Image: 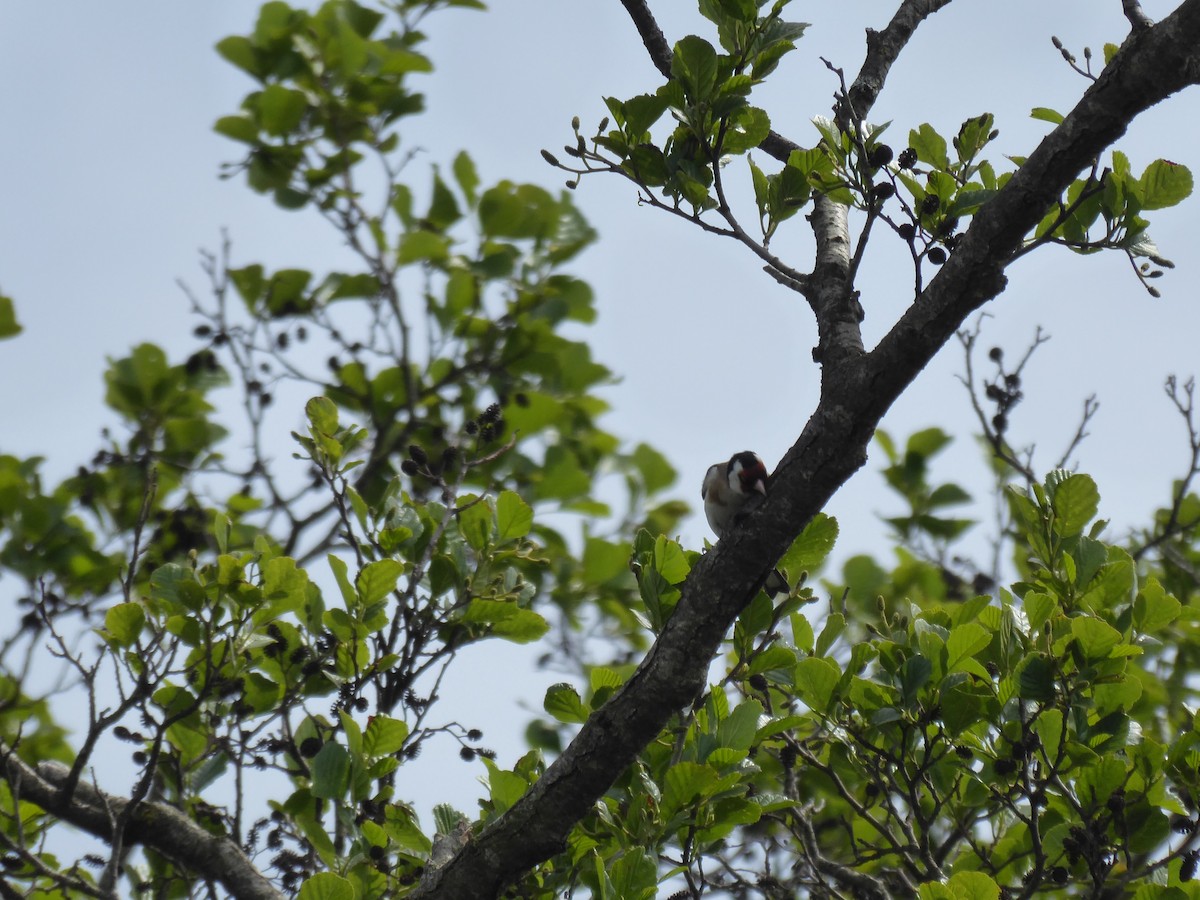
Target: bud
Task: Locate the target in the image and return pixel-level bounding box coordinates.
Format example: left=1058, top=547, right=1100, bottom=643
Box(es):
left=868, top=144, right=894, bottom=167
left=540, top=149, right=559, bottom=167
left=571, top=115, right=580, bottom=131
left=871, top=182, right=895, bottom=201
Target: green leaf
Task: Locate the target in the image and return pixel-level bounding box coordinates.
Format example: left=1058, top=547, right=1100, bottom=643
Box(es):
left=1017, top=653, right=1056, bottom=701
left=1024, top=591, right=1058, bottom=632
left=311, top=742, right=351, bottom=800
left=453, top=151, right=479, bottom=205
left=779, top=513, right=838, bottom=575
left=150, top=564, right=204, bottom=612
left=946, top=623, right=991, bottom=673
left=1034, top=708, right=1064, bottom=761
left=327, top=554, right=357, bottom=608
left=814, top=612, right=845, bottom=657
left=0, top=294, right=20, bottom=339
left=243, top=672, right=283, bottom=712
left=458, top=494, right=492, bottom=551
left=630, top=443, right=676, bottom=493
left=214, top=113, right=259, bottom=144
left=229, top=264, right=265, bottom=309
left=478, top=182, right=556, bottom=239
left=544, top=683, right=588, bottom=724
left=1050, top=472, right=1099, bottom=537
left=1030, top=107, right=1064, bottom=125
left=297, top=872, right=355, bottom=900
left=257, top=84, right=308, bottom=136
left=608, top=847, right=656, bottom=900
left=306, top=396, right=339, bottom=435
left=794, top=657, right=840, bottom=712
left=496, top=491, right=533, bottom=542
left=215, top=35, right=263, bottom=80
left=1139, top=159, right=1193, bottom=210
left=104, top=602, right=145, bottom=647
left=357, top=559, right=404, bottom=605
left=1070, top=535, right=1108, bottom=588
left=426, top=172, right=462, bottom=230
left=363, top=715, right=409, bottom=758
left=721, top=106, right=770, bottom=154
left=264, top=268, right=311, bottom=315
left=398, top=230, right=449, bottom=263
left=652, top=534, right=690, bottom=584
left=746, top=644, right=798, bottom=677
left=261, top=556, right=309, bottom=616
left=671, top=35, right=719, bottom=102
left=483, top=758, right=528, bottom=813
left=717, top=699, right=762, bottom=754
left=928, top=483, right=972, bottom=508
left=947, top=188, right=996, bottom=218
left=622, top=92, right=670, bottom=136
left=582, top=537, right=630, bottom=585
left=1133, top=578, right=1181, bottom=633
left=908, top=123, right=949, bottom=170
left=461, top=599, right=550, bottom=643
left=946, top=871, right=999, bottom=900
left=663, top=761, right=718, bottom=811
left=1071, top=616, right=1121, bottom=661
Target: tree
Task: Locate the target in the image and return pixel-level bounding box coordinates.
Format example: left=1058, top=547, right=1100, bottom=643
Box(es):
left=2, top=0, right=1200, bottom=897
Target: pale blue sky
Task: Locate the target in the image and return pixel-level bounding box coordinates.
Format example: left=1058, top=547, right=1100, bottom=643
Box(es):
left=2, top=0, right=1199, bottom=827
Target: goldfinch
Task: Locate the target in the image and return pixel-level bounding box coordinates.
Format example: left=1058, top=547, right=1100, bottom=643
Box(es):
left=701, top=451, right=788, bottom=596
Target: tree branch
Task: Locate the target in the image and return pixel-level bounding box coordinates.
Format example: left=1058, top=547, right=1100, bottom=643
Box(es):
left=617, top=0, right=672, bottom=79
left=1, top=748, right=284, bottom=900
left=414, top=1, right=1200, bottom=896
left=848, top=0, right=956, bottom=118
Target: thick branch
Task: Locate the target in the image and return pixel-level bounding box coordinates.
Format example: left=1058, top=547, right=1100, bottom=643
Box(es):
left=867, top=0, right=1200, bottom=394
left=415, top=1, right=1200, bottom=896
left=812, top=1, right=953, bottom=364
left=1, top=749, right=283, bottom=900
left=618, top=0, right=672, bottom=79
left=848, top=0, right=955, bottom=117
left=808, top=196, right=865, bottom=368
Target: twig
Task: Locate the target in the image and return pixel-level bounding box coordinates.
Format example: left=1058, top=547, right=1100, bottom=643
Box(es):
left=1123, top=0, right=1154, bottom=31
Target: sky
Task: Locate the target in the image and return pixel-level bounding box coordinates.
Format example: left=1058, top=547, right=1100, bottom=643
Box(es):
left=2, top=0, right=1200, bottom=837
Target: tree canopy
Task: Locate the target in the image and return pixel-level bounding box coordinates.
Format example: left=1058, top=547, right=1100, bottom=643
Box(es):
left=3, top=1, right=1200, bottom=898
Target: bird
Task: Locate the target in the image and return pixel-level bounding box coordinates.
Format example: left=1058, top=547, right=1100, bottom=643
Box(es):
left=701, top=451, right=789, bottom=596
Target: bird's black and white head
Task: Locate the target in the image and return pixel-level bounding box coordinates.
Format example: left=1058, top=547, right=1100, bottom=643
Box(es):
left=702, top=451, right=769, bottom=538
left=727, top=451, right=768, bottom=498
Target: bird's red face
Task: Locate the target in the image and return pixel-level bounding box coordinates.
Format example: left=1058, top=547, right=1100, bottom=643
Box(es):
left=729, top=451, right=768, bottom=497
